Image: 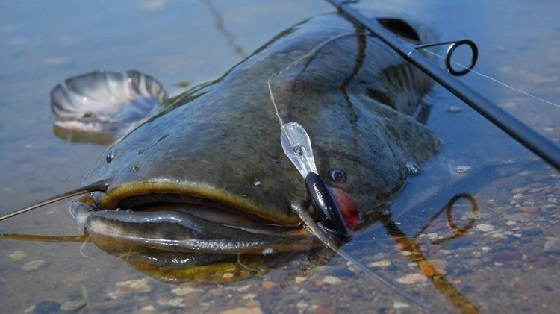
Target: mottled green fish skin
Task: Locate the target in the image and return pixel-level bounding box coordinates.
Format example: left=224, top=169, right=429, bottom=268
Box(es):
left=83, top=13, right=440, bottom=225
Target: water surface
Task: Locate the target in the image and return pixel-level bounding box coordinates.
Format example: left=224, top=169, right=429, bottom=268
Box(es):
left=1, top=1, right=559, bottom=313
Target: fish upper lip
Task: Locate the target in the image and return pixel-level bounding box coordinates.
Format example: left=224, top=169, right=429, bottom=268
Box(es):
left=91, top=179, right=303, bottom=230
left=96, top=179, right=301, bottom=224
left=112, top=196, right=304, bottom=235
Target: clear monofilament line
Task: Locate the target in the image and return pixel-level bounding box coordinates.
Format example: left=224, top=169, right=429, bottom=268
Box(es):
left=267, top=32, right=359, bottom=128
left=268, top=33, right=361, bottom=177
left=269, top=29, right=435, bottom=311
left=267, top=78, right=284, bottom=126
left=422, top=49, right=560, bottom=109
left=290, top=203, right=435, bottom=312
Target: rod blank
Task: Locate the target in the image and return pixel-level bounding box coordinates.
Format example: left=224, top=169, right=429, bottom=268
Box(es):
left=327, top=0, right=560, bottom=171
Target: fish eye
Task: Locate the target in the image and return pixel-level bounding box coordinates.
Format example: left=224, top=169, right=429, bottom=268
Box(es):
left=329, top=169, right=346, bottom=183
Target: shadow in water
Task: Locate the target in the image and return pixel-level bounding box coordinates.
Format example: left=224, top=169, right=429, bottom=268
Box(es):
left=52, top=125, right=115, bottom=146
left=380, top=193, right=480, bottom=314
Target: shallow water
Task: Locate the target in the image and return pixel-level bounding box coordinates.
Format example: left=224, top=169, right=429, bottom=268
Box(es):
left=1, top=1, right=559, bottom=313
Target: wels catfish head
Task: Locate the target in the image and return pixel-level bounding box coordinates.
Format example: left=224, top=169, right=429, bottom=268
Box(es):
left=60, top=13, right=439, bottom=254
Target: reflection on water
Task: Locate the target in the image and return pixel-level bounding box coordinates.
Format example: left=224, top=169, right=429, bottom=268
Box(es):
left=379, top=194, right=480, bottom=313
left=2, top=191, right=480, bottom=313
left=1, top=0, right=559, bottom=313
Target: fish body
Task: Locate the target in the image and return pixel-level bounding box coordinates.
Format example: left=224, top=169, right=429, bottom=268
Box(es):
left=60, top=13, right=439, bottom=253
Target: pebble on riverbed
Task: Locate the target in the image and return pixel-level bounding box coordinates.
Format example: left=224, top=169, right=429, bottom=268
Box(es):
left=543, top=237, right=560, bottom=252
left=321, top=276, right=341, bottom=285
left=138, top=305, right=156, bottom=313
left=476, top=224, right=495, bottom=232
left=219, top=305, right=263, bottom=314
left=393, top=301, right=410, bottom=309
left=295, top=276, right=307, bottom=283
left=8, top=250, right=27, bottom=260
left=396, top=273, right=427, bottom=285
left=157, top=297, right=185, bottom=308
left=21, top=260, right=46, bottom=272
left=107, top=278, right=151, bottom=300
left=367, top=260, right=391, bottom=268
left=171, top=286, right=203, bottom=296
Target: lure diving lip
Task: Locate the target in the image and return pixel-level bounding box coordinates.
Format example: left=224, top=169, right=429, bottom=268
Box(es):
left=305, top=172, right=352, bottom=241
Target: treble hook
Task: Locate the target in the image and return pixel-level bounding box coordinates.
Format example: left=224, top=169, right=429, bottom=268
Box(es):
left=416, top=39, right=479, bottom=76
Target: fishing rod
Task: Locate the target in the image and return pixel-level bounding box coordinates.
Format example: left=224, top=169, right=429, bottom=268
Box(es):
left=326, top=0, right=560, bottom=172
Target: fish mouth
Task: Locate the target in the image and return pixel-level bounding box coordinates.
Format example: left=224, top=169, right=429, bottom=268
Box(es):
left=71, top=180, right=318, bottom=254
left=97, top=180, right=302, bottom=225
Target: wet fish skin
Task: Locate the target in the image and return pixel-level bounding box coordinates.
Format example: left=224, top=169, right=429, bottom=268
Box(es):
left=75, top=13, right=439, bottom=243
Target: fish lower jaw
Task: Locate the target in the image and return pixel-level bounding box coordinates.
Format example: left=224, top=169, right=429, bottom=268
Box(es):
left=69, top=196, right=317, bottom=254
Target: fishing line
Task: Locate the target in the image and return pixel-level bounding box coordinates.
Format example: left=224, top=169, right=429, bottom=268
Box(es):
left=236, top=253, right=260, bottom=272
left=268, top=34, right=435, bottom=311
left=268, top=32, right=358, bottom=127
left=327, top=0, right=560, bottom=172
left=79, top=234, right=95, bottom=259
left=420, top=47, right=560, bottom=109
left=291, top=203, right=436, bottom=312
left=268, top=33, right=359, bottom=239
